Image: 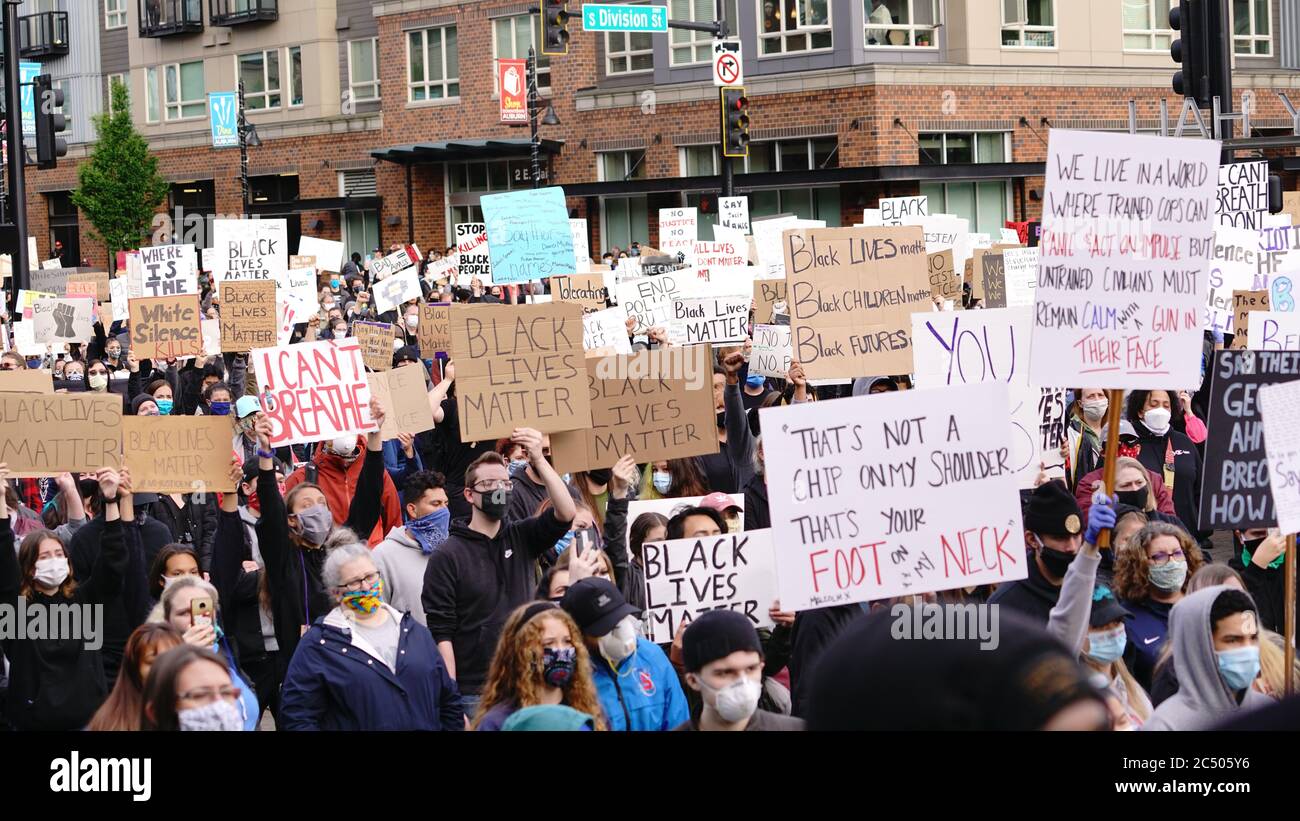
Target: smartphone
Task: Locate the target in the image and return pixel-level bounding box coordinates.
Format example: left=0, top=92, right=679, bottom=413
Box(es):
left=191, top=596, right=214, bottom=629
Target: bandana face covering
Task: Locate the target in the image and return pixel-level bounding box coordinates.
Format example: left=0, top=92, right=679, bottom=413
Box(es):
left=408, top=507, right=451, bottom=555
left=342, top=577, right=384, bottom=615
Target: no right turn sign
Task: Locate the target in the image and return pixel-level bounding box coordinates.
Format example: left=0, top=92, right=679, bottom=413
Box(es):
left=713, top=40, right=742, bottom=87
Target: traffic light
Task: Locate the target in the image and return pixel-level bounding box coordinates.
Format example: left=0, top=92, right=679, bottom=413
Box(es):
left=541, top=1, right=569, bottom=56
left=721, top=87, right=749, bottom=159
left=33, top=74, right=67, bottom=170
left=1171, top=0, right=1232, bottom=109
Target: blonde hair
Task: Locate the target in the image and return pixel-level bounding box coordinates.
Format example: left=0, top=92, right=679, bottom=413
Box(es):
left=1114, top=456, right=1156, bottom=511
left=1258, top=630, right=1299, bottom=699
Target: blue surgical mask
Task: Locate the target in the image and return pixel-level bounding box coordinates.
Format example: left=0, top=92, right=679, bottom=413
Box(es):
left=553, top=530, right=575, bottom=556
left=156, top=398, right=174, bottom=415
left=1085, top=626, right=1127, bottom=664
left=210, top=400, right=231, bottom=416
left=509, top=459, right=530, bottom=475
left=745, top=373, right=766, bottom=389
left=1216, top=646, right=1261, bottom=691
left=652, top=471, right=671, bottom=494
left=330, top=279, right=340, bottom=289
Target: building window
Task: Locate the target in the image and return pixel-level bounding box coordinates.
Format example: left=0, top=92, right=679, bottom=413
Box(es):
left=603, top=197, right=650, bottom=250
left=145, top=67, right=159, bottom=123
left=865, top=0, right=938, bottom=47
left=681, top=145, right=719, bottom=176
left=446, top=160, right=532, bottom=195
left=1233, top=0, right=1272, bottom=56
left=349, top=39, right=380, bottom=102
left=105, top=0, right=127, bottom=29
left=164, top=61, right=205, bottom=121
left=918, top=132, right=1009, bottom=165
left=408, top=25, right=459, bottom=102
left=451, top=205, right=484, bottom=226
left=606, top=30, right=654, bottom=75
left=921, top=181, right=1010, bottom=236
left=1001, top=0, right=1055, bottom=48
left=745, top=137, right=839, bottom=172
left=250, top=174, right=300, bottom=205
left=671, top=0, right=740, bottom=65
left=107, top=73, right=126, bottom=115
left=288, top=46, right=303, bottom=107
left=494, top=15, right=549, bottom=93
left=759, top=0, right=832, bottom=55
left=1122, top=0, right=1174, bottom=51
left=599, top=150, right=647, bottom=181
left=239, top=50, right=281, bottom=110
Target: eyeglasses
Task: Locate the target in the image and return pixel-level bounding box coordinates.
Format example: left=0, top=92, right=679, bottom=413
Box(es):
left=474, top=480, right=514, bottom=492
left=0, top=363, right=14, bottom=370
left=177, top=686, right=241, bottom=706
left=337, top=571, right=380, bottom=593
left=1149, top=549, right=1185, bottom=566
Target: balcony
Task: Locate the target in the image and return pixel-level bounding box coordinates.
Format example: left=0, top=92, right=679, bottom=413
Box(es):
left=19, top=12, right=69, bottom=59
left=211, top=0, right=278, bottom=27
left=139, top=0, right=204, bottom=38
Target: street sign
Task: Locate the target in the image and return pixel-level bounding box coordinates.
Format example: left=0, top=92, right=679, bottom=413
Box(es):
left=20, top=62, right=41, bottom=138
left=581, top=3, right=668, bottom=33
left=209, top=92, right=238, bottom=148
left=499, top=59, right=527, bottom=125
left=712, top=40, right=742, bottom=87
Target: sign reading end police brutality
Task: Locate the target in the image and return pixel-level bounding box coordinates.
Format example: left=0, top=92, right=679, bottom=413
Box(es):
left=1029, top=131, right=1218, bottom=389
left=760, top=381, right=1026, bottom=610
left=251, top=339, right=377, bottom=448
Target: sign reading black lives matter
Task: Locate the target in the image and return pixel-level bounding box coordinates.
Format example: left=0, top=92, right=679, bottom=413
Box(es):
left=211, top=218, right=288, bottom=295
left=1197, top=350, right=1300, bottom=530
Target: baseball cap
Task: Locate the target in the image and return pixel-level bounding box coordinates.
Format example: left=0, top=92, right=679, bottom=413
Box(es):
left=561, top=578, right=639, bottom=638
left=699, top=492, right=741, bottom=514
left=235, top=395, right=262, bottom=419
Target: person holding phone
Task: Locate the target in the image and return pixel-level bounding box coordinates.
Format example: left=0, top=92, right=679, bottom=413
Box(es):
left=140, top=644, right=245, bottom=732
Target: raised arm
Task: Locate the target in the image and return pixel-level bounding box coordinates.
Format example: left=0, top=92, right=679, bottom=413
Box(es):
left=515, top=427, right=574, bottom=524
left=344, top=398, right=388, bottom=538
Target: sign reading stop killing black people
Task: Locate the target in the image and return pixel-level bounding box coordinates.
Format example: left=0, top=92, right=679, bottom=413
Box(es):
left=759, top=381, right=1026, bottom=610
left=1197, top=350, right=1300, bottom=530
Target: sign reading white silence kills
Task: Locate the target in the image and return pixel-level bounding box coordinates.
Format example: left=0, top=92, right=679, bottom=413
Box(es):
left=641, top=530, right=777, bottom=643
left=251, top=338, right=378, bottom=447
left=759, top=381, right=1026, bottom=610
left=1029, top=131, right=1218, bottom=390
left=1258, top=377, right=1300, bottom=535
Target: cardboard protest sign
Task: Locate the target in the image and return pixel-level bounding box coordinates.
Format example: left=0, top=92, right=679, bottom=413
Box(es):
left=0, top=393, right=123, bottom=477
left=67, top=270, right=112, bottom=303
left=926, top=249, right=959, bottom=303
left=753, top=278, right=787, bottom=325
left=879, top=195, right=928, bottom=226
left=668, top=295, right=750, bottom=345
left=480, top=187, right=575, bottom=284
left=455, top=223, right=492, bottom=284
left=355, top=321, right=396, bottom=371
left=366, top=365, right=435, bottom=441
left=750, top=324, right=792, bottom=378
left=1207, top=227, right=1262, bottom=336
left=369, top=245, right=419, bottom=280
left=1258, top=376, right=1300, bottom=534
left=549, top=346, right=717, bottom=473
left=980, top=254, right=1007, bottom=308
left=1218, top=160, right=1268, bottom=230
left=32, top=297, right=94, bottom=344
left=298, top=236, right=345, bottom=272
left=719, top=196, right=750, bottom=233
left=0, top=370, right=53, bottom=393
left=1002, top=247, right=1039, bottom=307
left=212, top=219, right=288, bottom=294
left=692, top=240, right=746, bottom=281
left=618, top=272, right=685, bottom=335
left=1247, top=311, right=1300, bottom=350
left=123, top=416, right=237, bottom=493
left=418, top=303, right=452, bottom=356
left=1231, top=290, right=1270, bottom=349
left=29, top=266, right=74, bottom=295
left=659, top=208, right=697, bottom=261
left=425, top=254, right=459, bottom=284
left=553, top=274, right=610, bottom=313
left=760, top=381, right=1027, bottom=610
left=570, top=219, right=591, bottom=272
left=129, top=294, right=203, bottom=360
left=968, top=244, right=1019, bottom=301
left=753, top=216, right=823, bottom=279
left=1197, top=351, right=1300, bottom=530
left=220, top=280, right=277, bottom=353
left=1030, top=131, right=1218, bottom=389
left=784, top=226, right=931, bottom=379
left=250, top=338, right=377, bottom=447
left=373, top=268, right=422, bottom=314
left=582, top=307, right=633, bottom=356
left=912, top=306, right=1067, bottom=488
left=138, top=245, right=199, bottom=298
left=449, top=303, right=591, bottom=440
left=641, top=530, right=777, bottom=643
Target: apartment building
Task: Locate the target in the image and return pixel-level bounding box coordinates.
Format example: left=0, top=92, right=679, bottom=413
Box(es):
left=14, top=0, right=1300, bottom=267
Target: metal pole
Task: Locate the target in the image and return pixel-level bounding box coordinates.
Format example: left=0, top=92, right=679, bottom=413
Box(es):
left=1286, top=532, right=1296, bottom=696
left=528, top=45, right=540, bottom=190
left=5, top=0, right=31, bottom=295
left=238, top=78, right=249, bottom=216
left=717, top=0, right=732, bottom=200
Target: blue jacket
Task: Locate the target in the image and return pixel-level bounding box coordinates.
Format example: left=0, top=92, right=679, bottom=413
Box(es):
left=382, top=439, right=424, bottom=489
left=1121, top=596, right=1174, bottom=690
left=280, top=604, right=464, bottom=731
left=590, top=638, right=689, bottom=732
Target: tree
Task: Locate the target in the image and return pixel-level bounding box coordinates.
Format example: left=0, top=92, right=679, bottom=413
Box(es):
left=71, top=79, right=169, bottom=271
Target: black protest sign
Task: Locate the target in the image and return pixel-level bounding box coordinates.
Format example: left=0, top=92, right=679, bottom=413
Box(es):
left=981, top=253, right=1007, bottom=308
left=1198, top=350, right=1300, bottom=530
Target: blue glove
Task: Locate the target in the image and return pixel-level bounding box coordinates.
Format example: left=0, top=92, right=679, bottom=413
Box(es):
left=1084, top=496, right=1117, bottom=545
left=1212, top=326, right=1225, bottom=345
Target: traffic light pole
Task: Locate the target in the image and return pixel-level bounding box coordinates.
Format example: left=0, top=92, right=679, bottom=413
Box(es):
left=528, top=46, right=541, bottom=190
left=4, top=0, right=31, bottom=295
left=669, top=3, right=732, bottom=197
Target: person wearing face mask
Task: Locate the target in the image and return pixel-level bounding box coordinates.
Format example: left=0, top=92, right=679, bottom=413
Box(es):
left=140, top=644, right=246, bottom=731
left=1078, top=587, right=1152, bottom=729
left=741, top=371, right=771, bottom=412
left=1065, top=388, right=1108, bottom=491
left=1144, top=587, right=1272, bottom=730
left=1126, top=389, right=1205, bottom=546
left=0, top=465, right=128, bottom=730
left=504, top=435, right=581, bottom=521
left=473, top=602, right=606, bottom=730
left=675, top=610, right=804, bottom=731
left=699, top=492, right=744, bottom=533
left=280, top=538, right=463, bottom=730
left=62, top=359, right=87, bottom=387
left=560, top=577, right=688, bottom=731
left=102, top=339, right=126, bottom=373
left=1113, top=522, right=1204, bottom=691
left=988, top=480, right=1090, bottom=625
left=283, top=430, right=404, bottom=548
left=147, top=543, right=202, bottom=601
left=422, top=433, right=575, bottom=717
left=1227, top=529, right=1294, bottom=634
left=198, top=382, right=234, bottom=417
left=371, top=471, right=451, bottom=628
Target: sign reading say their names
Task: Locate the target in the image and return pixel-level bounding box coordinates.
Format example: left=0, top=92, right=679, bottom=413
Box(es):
left=355, top=321, right=396, bottom=371
left=449, top=302, right=592, bottom=440
left=480, top=187, right=575, bottom=284
left=251, top=338, right=377, bottom=448
left=759, top=381, right=1026, bottom=610
left=641, top=530, right=777, bottom=644
left=719, top=196, right=750, bottom=233
left=0, top=393, right=124, bottom=477
left=1030, top=130, right=1218, bottom=389
left=130, top=294, right=203, bottom=360
left=123, top=416, right=237, bottom=493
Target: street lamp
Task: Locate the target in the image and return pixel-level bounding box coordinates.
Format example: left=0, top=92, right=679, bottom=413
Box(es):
left=237, top=79, right=261, bottom=215
left=528, top=46, right=561, bottom=189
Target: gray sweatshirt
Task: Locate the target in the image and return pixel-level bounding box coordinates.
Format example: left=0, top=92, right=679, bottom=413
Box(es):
left=371, top=525, right=430, bottom=627
left=1046, top=547, right=1101, bottom=654
left=1143, top=585, right=1273, bottom=731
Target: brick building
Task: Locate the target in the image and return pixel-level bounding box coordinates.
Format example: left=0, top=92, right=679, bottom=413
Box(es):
left=14, top=0, right=1300, bottom=270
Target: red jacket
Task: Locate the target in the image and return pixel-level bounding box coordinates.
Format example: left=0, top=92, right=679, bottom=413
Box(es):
left=284, top=437, right=403, bottom=547
left=1074, top=466, right=1177, bottom=518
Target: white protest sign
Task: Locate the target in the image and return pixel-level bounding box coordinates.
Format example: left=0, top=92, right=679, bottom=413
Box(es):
left=369, top=245, right=418, bottom=280
left=425, top=253, right=459, bottom=284
left=41, top=258, right=62, bottom=270
left=456, top=223, right=492, bottom=284
left=641, top=530, right=777, bottom=643
left=1002, top=247, right=1039, bottom=307
left=138, top=245, right=199, bottom=298
left=903, top=214, right=969, bottom=254
left=1029, top=130, right=1218, bottom=389
left=625, top=494, right=745, bottom=554
left=719, top=197, right=750, bottom=233
left=684, top=266, right=752, bottom=300
left=618, top=272, right=685, bottom=335
left=212, top=219, right=288, bottom=294
left=582, top=307, right=633, bottom=355
left=250, top=338, right=377, bottom=447
left=999, top=227, right=1022, bottom=245
left=570, top=219, right=591, bottom=273
left=1208, top=227, right=1263, bottom=335
left=1259, top=379, right=1300, bottom=534
left=667, top=295, right=750, bottom=345
left=659, top=208, right=698, bottom=261
left=32, top=297, right=95, bottom=344
left=201, top=318, right=221, bottom=357
left=752, top=216, right=823, bottom=279
left=13, top=321, right=58, bottom=356
left=110, top=278, right=131, bottom=322
left=750, top=324, right=792, bottom=378
left=280, top=266, right=319, bottom=316
left=912, top=306, right=1067, bottom=488
left=691, top=240, right=747, bottom=282
left=1247, top=311, right=1300, bottom=350
left=298, top=236, right=346, bottom=272
left=373, top=267, right=422, bottom=314
left=1218, top=160, right=1269, bottom=231
left=879, top=196, right=928, bottom=226
left=760, top=381, right=1027, bottom=610
left=276, top=301, right=299, bottom=347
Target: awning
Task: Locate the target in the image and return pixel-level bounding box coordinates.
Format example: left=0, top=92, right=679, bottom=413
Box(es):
left=370, top=138, right=564, bottom=165
left=247, top=195, right=383, bottom=216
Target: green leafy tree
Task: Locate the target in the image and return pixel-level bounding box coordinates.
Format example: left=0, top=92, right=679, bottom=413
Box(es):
left=71, top=79, right=169, bottom=270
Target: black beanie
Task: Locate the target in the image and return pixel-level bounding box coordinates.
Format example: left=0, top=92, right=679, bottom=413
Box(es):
left=1023, top=479, right=1083, bottom=538
left=681, top=610, right=763, bottom=672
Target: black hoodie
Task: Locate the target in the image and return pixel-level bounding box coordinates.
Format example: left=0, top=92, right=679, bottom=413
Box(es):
left=421, top=508, right=570, bottom=694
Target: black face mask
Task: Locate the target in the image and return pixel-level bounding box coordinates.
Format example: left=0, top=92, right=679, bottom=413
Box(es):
left=476, top=488, right=510, bottom=521
left=1116, top=489, right=1148, bottom=510
left=1037, top=539, right=1076, bottom=578
left=586, top=468, right=612, bottom=486
left=1243, top=537, right=1266, bottom=555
